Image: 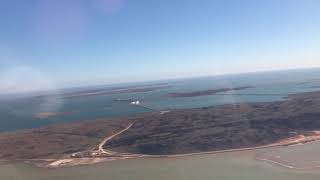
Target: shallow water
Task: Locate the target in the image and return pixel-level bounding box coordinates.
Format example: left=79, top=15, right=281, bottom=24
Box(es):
left=0, top=150, right=319, bottom=180
left=257, top=141, right=320, bottom=169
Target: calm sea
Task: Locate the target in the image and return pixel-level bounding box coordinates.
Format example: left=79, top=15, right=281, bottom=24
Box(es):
left=1, top=68, right=320, bottom=132
left=1, top=147, right=320, bottom=180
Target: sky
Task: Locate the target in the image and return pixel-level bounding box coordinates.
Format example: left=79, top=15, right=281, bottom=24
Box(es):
left=0, top=0, right=320, bottom=93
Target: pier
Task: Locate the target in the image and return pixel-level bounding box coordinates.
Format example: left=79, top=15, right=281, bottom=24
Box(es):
left=134, top=104, right=171, bottom=114
left=115, top=98, right=170, bottom=114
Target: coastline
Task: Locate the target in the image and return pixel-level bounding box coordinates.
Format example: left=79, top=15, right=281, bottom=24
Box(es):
left=2, top=90, right=320, bottom=169
left=11, top=135, right=320, bottom=169
left=41, top=127, right=320, bottom=168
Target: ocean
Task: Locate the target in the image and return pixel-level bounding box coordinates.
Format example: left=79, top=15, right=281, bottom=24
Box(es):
left=1, top=68, right=320, bottom=132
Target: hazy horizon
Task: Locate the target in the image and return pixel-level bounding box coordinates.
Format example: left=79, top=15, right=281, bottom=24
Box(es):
left=1, top=66, right=319, bottom=97
left=1, top=0, right=320, bottom=94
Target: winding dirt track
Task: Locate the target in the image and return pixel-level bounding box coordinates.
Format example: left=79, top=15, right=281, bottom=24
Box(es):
left=98, top=123, right=134, bottom=155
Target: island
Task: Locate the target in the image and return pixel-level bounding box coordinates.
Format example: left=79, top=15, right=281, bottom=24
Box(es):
left=1, top=90, right=320, bottom=168
left=168, top=86, right=252, bottom=97
left=62, top=83, right=172, bottom=99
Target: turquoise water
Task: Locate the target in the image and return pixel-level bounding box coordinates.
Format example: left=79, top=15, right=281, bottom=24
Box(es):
left=1, top=68, right=320, bottom=132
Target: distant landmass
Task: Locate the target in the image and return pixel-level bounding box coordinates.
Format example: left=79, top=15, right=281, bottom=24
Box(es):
left=31, top=83, right=172, bottom=99
left=168, top=86, right=252, bottom=97
left=60, top=83, right=172, bottom=98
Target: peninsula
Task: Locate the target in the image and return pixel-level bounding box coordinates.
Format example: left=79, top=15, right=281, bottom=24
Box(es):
left=1, top=90, right=320, bottom=167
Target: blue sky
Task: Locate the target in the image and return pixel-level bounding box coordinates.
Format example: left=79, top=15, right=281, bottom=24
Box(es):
left=0, top=0, right=320, bottom=93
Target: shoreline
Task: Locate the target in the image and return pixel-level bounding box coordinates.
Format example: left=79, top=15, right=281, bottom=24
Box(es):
left=3, top=90, right=320, bottom=169
left=13, top=137, right=320, bottom=169
left=27, top=127, right=320, bottom=169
